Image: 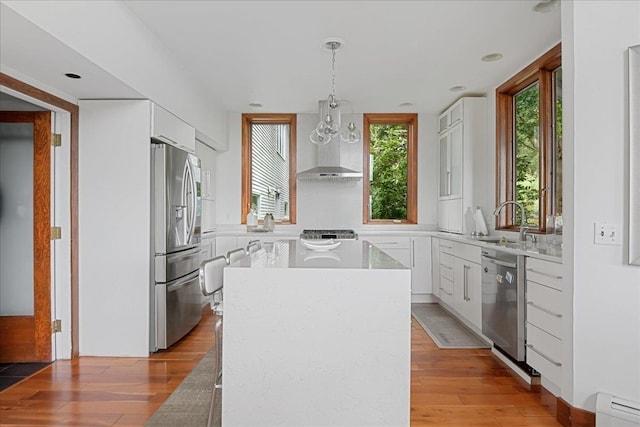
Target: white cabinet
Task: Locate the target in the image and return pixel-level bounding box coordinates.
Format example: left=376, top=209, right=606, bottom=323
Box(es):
left=438, top=240, right=455, bottom=307
left=365, top=236, right=411, bottom=267
left=200, top=234, right=216, bottom=305
left=431, top=238, right=440, bottom=299
left=437, top=97, right=487, bottom=234
left=366, top=236, right=433, bottom=302
left=196, top=140, right=217, bottom=233
left=151, top=103, right=196, bottom=153
left=216, top=236, right=239, bottom=257
left=439, top=124, right=463, bottom=199
left=410, top=237, right=432, bottom=301
left=436, top=239, right=483, bottom=332
left=525, top=257, right=564, bottom=389
left=453, top=256, right=482, bottom=330
left=438, top=99, right=463, bottom=133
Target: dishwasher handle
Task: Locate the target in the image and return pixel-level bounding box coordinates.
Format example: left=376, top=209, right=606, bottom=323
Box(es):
left=482, top=254, right=517, bottom=269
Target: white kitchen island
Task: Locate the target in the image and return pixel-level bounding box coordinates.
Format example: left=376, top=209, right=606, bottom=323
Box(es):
left=222, top=239, right=411, bottom=427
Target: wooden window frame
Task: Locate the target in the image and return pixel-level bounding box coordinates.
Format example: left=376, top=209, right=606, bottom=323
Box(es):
left=363, top=113, right=418, bottom=224
left=496, top=43, right=561, bottom=233
left=241, top=113, right=297, bottom=224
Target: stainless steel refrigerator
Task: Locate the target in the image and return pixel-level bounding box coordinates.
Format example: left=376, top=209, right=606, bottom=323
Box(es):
left=151, top=141, right=202, bottom=351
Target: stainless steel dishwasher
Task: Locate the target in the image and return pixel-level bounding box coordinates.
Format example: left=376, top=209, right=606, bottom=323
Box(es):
left=481, top=249, right=526, bottom=362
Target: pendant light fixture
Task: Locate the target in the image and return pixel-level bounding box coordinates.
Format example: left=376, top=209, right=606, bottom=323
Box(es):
left=309, top=38, right=361, bottom=145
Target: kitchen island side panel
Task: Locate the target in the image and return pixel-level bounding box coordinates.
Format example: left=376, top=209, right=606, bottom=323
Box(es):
left=78, top=100, right=151, bottom=356
left=222, top=267, right=411, bottom=427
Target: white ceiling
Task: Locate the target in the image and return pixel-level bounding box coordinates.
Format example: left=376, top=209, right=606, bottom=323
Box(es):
left=1, top=1, right=561, bottom=116
left=123, top=0, right=560, bottom=115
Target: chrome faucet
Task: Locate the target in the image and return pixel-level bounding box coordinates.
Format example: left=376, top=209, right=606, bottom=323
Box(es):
left=493, top=201, right=529, bottom=241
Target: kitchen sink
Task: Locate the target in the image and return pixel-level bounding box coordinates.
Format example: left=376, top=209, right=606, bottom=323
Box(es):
left=476, top=237, right=502, bottom=243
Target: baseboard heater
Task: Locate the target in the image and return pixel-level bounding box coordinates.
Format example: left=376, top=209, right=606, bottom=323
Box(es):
left=596, top=392, right=640, bottom=426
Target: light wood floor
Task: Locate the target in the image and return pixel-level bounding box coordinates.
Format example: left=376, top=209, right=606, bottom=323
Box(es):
left=0, top=307, right=560, bottom=426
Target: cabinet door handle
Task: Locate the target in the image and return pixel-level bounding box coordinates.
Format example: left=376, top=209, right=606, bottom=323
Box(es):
left=526, top=344, right=562, bottom=366
left=440, top=264, right=452, bottom=270
left=463, top=264, right=470, bottom=301
left=412, top=240, right=416, bottom=267
left=526, top=268, right=562, bottom=280
left=441, top=288, right=453, bottom=296
left=527, top=301, right=562, bottom=318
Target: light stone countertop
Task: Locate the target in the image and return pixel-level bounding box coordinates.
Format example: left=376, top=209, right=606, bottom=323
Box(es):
left=229, top=239, right=409, bottom=270
left=210, top=227, right=562, bottom=263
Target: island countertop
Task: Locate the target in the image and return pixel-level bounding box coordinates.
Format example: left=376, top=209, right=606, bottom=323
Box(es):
left=229, top=239, right=409, bottom=270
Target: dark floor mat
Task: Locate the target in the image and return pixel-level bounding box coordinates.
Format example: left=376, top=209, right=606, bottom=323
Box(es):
left=0, top=362, right=51, bottom=392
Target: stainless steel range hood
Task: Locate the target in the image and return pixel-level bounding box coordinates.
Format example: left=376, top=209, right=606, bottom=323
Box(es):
left=297, top=111, right=363, bottom=182
left=297, top=165, right=362, bottom=181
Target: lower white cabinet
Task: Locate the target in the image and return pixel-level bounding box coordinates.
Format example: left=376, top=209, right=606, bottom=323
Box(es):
left=365, top=236, right=411, bottom=267
left=216, top=236, right=239, bottom=257
left=431, top=238, right=440, bottom=299
left=411, top=237, right=432, bottom=300
left=436, top=238, right=482, bottom=331
left=525, top=257, right=564, bottom=389
left=365, top=236, right=433, bottom=302
left=453, top=257, right=482, bottom=330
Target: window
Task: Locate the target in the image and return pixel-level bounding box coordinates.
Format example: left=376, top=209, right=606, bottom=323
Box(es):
left=242, top=114, right=296, bottom=224
left=496, top=43, right=561, bottom=232
left=363, top=113, right=418, bottom=224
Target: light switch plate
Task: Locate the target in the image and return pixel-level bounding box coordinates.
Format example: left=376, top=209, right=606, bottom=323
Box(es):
left=594, top=222, right=621, bottom=245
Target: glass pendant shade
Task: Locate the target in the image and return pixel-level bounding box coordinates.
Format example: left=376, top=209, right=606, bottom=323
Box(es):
left=309, top=39, right=360, bottom=145
left=309, top=129, right=331, bottom=144
left=340, top=122, right=361, bottom=143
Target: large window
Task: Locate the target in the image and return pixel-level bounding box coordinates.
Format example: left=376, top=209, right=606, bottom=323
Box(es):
left=363, top=113, right=418, bottom=224
left=496, top=44, right=561, bottom=232
left=242, top=114, right=296, bottom=224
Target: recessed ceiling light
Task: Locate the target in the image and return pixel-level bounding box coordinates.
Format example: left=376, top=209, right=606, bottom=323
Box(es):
left=64, top=73, right=81, bottom=79
left=533, top=0, right=558, bottom=13
left=249, top=102, right=263, bottom=108
left=481, top=53, right=503, bottom=62
left=449, top=85, right=466, bottom=92
left=399, top=102, right=413, bottom=108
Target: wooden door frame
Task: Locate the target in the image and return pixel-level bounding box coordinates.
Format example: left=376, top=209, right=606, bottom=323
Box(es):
left=0, top=72, right=79, bottom=359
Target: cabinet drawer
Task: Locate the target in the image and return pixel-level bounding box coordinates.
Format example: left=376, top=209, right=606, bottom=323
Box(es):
left=526, top=258, right=563, bottom=291
left=440, top=277, right=454, bottom=306
left=439, top=239, right=454, bottom=255
left=526, top=281, right=563, bottom=339
left=440, top=257, right=454, bottom=281
left=526, top=323, right=562, bottom=385
left=453, top=242, right=481, bottom=264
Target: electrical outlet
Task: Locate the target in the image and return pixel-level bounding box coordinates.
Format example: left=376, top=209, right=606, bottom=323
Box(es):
left=594, top=222, right=621, bottom=245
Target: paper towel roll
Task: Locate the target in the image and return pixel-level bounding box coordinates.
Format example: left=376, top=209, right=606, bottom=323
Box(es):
left=473, top=208, right=489, bottom=236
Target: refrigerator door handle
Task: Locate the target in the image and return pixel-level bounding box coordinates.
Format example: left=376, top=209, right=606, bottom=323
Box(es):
left=183, top=160, right=196, bottom=244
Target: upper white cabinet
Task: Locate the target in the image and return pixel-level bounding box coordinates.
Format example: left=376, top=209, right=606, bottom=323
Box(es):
left=437, top=97, right=487, bottom=234
left=438, top=100, right=463, bottom=133
left=151, top=103, right=196, bottom=153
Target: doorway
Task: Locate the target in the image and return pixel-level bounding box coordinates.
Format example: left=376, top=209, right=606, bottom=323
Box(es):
left=0, top=110, right=52, bottom=362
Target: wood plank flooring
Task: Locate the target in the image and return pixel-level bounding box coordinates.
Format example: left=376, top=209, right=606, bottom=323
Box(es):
left=0, top=307, right=560, bottom=426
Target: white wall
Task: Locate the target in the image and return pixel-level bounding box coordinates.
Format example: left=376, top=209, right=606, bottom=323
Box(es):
left=563, top=0, right=640, bottom=411
left=3, top=0, right=228, bottom=149
left=217, top=112, right=439, bottom=229
left=78, top=100, right=151, bottom=357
